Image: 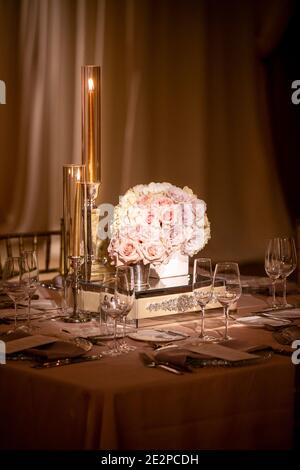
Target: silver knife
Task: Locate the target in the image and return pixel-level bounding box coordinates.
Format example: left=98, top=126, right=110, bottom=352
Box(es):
left=140, top=352, right=184, bottom=375
left=32, top=354, right=102, bottom=369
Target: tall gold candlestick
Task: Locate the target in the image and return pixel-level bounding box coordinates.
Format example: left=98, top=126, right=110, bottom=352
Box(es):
left=82, top=66, right=101, bottom=183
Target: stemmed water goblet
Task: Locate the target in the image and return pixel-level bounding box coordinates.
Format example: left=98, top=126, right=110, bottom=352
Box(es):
left=278, top=237, right=297, bottom=308
left=116, top=265, right=135, bottom=352
left=99, top=278, right=128, bottom=356
left=1, top=256, right=30, bottom=332
left=22, top=250, right=39, bottom=329
left=213, top=262, right=242, bottom=341
left=192, top=258, right=218, bottom=343
left=265, top=238, right=281, bottom=309
left=96, top=272, right=112, bottom=336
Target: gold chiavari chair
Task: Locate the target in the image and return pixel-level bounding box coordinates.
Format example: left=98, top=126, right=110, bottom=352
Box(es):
left=0, top=225, right=63, bottom=279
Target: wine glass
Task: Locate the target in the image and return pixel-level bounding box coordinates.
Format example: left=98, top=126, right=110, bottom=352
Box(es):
left=265, top=238, right=281, bottom=309
left=278, top=237, right=297, bottom=308
left=1, top=256, right=30, bottom=331
left=96, top=272, right=115, bottom=337
left=193, top=258, right=217, bottom=343
left=213, top=262, right=242, bottom=341
left=100, top=278, right=127, bottom=356
left=116, top=265, right=135, bottom=352
left=22, top=250, right=39, bottom=328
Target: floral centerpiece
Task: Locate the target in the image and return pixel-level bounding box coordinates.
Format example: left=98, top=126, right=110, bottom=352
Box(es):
left=108, top=182, right=210, bottom=276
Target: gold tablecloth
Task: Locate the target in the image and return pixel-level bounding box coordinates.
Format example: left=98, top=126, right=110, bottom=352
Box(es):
left=0, top=295, right=298, bottom=450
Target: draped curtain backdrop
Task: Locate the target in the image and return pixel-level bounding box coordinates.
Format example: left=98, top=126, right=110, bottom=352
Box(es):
left=0, top=0, right=293, bottom=263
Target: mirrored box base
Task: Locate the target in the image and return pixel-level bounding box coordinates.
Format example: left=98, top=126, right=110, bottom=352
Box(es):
left=80, top=275, right=222, bottom=328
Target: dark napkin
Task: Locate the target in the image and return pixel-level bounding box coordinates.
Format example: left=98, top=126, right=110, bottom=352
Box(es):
left=273, top=325, right=300, bottom=345
left=0, top=331, right=85, bottom=360
left=154, top=347, right=211, bottom=368
left=25, top=341, right=86, bottom=360
left=0, top=330, right=30, bottom=342
left=154, top=343, right=273, bottom=368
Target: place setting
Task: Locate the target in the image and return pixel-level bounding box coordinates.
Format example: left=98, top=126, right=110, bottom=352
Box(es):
left=124, top=253, right=297, bottom=373
left=138, top=339, right=276, bottom=375
left=2, top=329, right=102, bottom=369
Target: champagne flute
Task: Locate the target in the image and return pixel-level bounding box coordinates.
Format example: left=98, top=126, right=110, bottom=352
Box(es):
left=2, top=256, right=29, bottom=331
left=278, top=237, right=297, bottom=308
left=116, top=265, right=135, bottom=352
left=193, top=258, right=217, bottom=343
left=213, top=262, right=242, bottom=341
left=265, top=238, right=281, bottom=309
left=22, top=250, right=39, bottom=328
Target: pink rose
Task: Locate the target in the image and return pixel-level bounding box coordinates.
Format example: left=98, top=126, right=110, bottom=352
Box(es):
left=122, top=225, right=144, bottom=241
left=137, top=194, right=152, bottom=205
left=155, top=196, right=173, bottom=206
left=160, top=206, right=175, bottom=225
left=140, top=242, right=168, bottom=266
left=134, top=225, right=153, bottom=243
left=116, top=239, right=141, bottom=265
left=167, top=187, right=193, bottom=203
left=145, top=208, right=156, bottom=225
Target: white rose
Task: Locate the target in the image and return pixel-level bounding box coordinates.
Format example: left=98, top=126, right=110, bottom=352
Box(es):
left=183, top=186, right=194, bottom=197
left=193, top=199, right=206, bottom=221
left=183, top=231, right=205, bottom=257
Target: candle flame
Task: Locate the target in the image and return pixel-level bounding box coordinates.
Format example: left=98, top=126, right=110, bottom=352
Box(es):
left=76, top=168, right=81, bottom=181
left=88, top=78, right=94, bottom=92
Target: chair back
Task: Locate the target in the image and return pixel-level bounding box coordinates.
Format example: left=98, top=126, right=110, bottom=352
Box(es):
left=0, top=228, right=62, bottom=278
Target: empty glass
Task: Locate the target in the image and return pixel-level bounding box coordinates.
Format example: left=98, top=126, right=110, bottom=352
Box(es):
left=265, top=238, right=281, bottom=308
left=22, top=250, right=39, bottom=328
left=278, top=237, right=297, bottom=308
left=116, top=266, right=135, bottom=352
left=100, top=278, right=127, bottom=356
left=193, top=258, right=217, bottom=342
left=2, top=256, right=29, bottom=331
left=213, top=262, right=242, bottom=341
left=97, top=272, right=116, bottom=336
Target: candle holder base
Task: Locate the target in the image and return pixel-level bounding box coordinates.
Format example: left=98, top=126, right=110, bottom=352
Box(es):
left=63, top=310, right=92, bottom=323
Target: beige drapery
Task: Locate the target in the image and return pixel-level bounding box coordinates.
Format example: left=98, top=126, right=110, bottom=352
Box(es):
left=0, top=0, right=292, bottom=262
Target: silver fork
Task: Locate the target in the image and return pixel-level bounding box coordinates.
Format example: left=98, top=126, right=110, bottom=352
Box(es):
left=139, top=352, right=183, bottom=375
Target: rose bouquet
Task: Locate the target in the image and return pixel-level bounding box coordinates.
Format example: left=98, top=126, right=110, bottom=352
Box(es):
left=108, top=182, right=210, bottom=266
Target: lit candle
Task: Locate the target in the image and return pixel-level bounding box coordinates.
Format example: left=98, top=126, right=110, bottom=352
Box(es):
left=88, top=78, right=96, bottom=182
left=82, top=66, right=101, bottom=183
left=72, top=174, right=82, bottom=257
